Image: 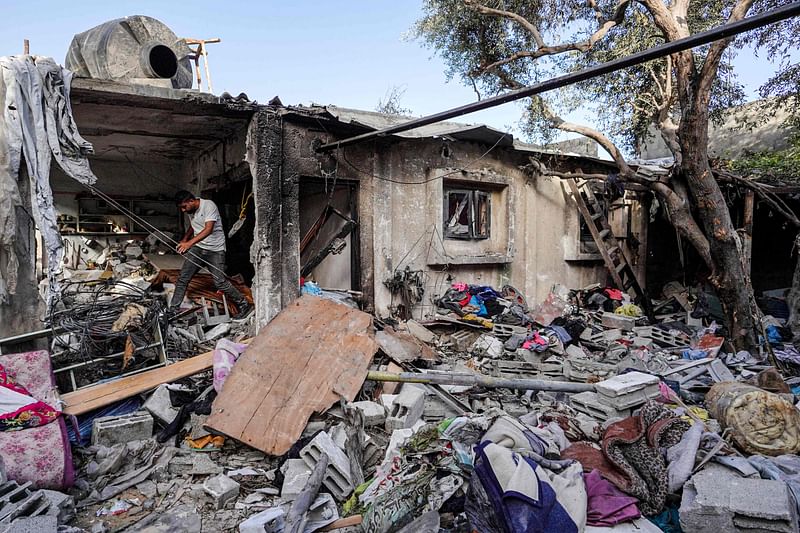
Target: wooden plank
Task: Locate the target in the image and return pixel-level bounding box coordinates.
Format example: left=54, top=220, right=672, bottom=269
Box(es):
left=62, top=349, right=216, bottom=415
left=743, top=190, right=754, bottom=274
left=205, top=295, right=378, bottom=456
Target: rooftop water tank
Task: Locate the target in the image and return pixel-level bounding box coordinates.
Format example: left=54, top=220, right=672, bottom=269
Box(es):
left=65, top=15, right=193, bottom=89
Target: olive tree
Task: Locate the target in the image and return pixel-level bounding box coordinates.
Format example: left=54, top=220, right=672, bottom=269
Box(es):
left=414, top=0, right=799, bottom=348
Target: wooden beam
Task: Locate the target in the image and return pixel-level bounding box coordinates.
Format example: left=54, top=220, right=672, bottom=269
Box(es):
left=61, top=340, right=250, bottom=415
left=743, top=190, right=755, bottom=274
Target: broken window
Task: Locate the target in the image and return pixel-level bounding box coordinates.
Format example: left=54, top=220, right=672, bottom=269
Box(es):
left=444, top=189, right=490, bottom=240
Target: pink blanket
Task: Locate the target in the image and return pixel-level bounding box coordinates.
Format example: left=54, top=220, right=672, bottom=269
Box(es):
left=0, top=350, right=74, bottom=489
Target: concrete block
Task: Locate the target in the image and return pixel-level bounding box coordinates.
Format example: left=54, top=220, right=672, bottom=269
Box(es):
left=679, top=464, right=798, bottom=533
left=40, top=490, right=74, bottom=524
left=603, top=329, right=623, bottom=342
left=491, top=323, right=528, bottom=340
left=450, top=330, right=474, bottom=352
left=596, top=371, right=659, bottom=397
left=386, top=386, right=426, bottom=431
left=142, top=384, right=179, bottom=425
left=91, top=411, right=153, bottom=447
left=351, top=401, right=386, bottom=427
left=601, top=312, right=636, bottom=331
left=596, top=372, right=660, bottom=409
left=299, top=431, right=353, bottom=500
left=203, top=474, right=240, bottom=509
left=280, top=459, right=312, bottom=500
left=238, top=507, right=285, bottom=533
left=7, top=515, right=58, bottom=533
left=565, top=344, right=586, bottom=359
left=564, top=359, right=617, bottom=382
left=570, top=391, right=631, bottom=421
left=380, top=394, right=398, bottom=410
left=305, top=493, right=339, bottom=531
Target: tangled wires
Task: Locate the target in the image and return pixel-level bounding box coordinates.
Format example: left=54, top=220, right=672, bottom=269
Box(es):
left=48, top=279, right=166, bottom=387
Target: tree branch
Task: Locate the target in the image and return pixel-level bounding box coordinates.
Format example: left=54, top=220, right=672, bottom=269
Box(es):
left=651, top=181, right=714, bottom=268
left=538, top=99, right=633, bottom=175
left=697, top=0, right=756, bottom=100
left=464, top=0, right=546, bottom=47
left=466, top=0, right=631, bottom=74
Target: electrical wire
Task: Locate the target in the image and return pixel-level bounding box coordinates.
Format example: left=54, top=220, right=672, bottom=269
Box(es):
left=338, top=133, right=510, bottom=185
left=79, top=182, right=235, bottom=282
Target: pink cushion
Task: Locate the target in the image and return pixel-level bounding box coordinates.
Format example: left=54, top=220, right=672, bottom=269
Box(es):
left=0, top=350, right=74, bottom=489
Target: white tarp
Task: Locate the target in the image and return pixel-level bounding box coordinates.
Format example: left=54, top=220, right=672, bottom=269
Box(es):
left=0, top=55, right=97, bottom=308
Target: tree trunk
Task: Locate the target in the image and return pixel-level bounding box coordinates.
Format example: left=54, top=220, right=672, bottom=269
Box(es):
left=678, top=101, right=759, bottom=350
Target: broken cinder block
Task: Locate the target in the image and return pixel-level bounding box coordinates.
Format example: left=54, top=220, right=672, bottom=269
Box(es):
left=570, top=391, right=631, bottom=421
left=595, top=371, right=660, bottom=410
left=280, top=459, right=312, bottom=500
left=679, top=464, right=798, bottom=533
left=142, top=384, right=179, bottom=425
left=91, top=411, right=154, bottom=447
left=203, top=474, right=240, bottom=509
left=299, top=431, right=353, bottom=501
left=386, top=386, right=426, bottom=431
left=351, top=401, right=386, bottom=427
left=601, top=312, right=636, bottom=331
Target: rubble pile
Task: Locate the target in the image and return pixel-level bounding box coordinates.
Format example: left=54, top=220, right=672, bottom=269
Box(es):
left=1, top=279, right=800, bottom=533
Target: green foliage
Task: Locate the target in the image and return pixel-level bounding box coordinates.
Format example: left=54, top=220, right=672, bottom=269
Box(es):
left=729, top=133, right=800, bottom=180
left=413, top=0, right=788, bottom=156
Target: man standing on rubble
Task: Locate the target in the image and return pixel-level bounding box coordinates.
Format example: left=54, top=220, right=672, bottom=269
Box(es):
left=169, top=190, right=253, bottom=319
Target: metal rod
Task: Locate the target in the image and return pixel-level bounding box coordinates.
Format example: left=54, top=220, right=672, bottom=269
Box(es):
left=53, top=341, right=162, bottom=373
left=366, top=370, right=596, bottom=392
left=0, top=327, right=64, bottom=346
left=317, top=2, right=800, bottom=152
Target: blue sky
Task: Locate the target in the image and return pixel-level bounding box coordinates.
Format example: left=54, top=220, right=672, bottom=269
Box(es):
left=0, top=1, right=791, bottom=141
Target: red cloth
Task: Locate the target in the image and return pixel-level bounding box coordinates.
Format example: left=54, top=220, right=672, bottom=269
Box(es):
left=604, top=288, right=624, bottom=300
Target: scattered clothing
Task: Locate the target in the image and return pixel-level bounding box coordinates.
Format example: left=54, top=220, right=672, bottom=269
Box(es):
left=584, top=469, right=641, bottom=527
left=601, top=402, right=690, bottom=515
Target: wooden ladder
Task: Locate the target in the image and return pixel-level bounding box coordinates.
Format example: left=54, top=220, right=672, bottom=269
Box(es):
left=567, top=178, right=654, bottom=319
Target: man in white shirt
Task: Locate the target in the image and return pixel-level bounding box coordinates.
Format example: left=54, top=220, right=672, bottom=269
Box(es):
left=169, top=190, right=253, bottom=319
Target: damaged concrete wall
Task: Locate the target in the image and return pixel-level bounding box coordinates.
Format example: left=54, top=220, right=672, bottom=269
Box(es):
left=247, top=108, right=300, bottom=328
left=277, top=113, right=608, bottom=319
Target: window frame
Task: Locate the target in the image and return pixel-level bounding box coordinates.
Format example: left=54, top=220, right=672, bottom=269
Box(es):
left=443, top=188, right=491, bottom=240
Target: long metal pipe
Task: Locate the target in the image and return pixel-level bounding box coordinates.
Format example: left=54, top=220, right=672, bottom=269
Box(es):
left=317, top=2, right=800, bottom=152
left=367, top=370, right=596, bottom=392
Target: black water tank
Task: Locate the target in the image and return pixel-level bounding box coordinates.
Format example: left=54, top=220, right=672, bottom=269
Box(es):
left=65, top=15, right=193, bottom=89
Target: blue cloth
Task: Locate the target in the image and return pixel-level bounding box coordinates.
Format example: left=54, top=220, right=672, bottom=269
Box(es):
left=682, top=349, right=707, bottom=360
left=67, top=397, right=142, bottom=445
left=473, top=441, right=580, bottom=533
left=301, top=281, right=322, bottom=296
left=766, top=325, right=783, bottom=345
left=469, top=285, right=503, bottom=302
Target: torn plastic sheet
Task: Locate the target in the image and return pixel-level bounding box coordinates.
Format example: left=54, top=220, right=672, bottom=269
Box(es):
left=0, top=55, right=97, bottom=309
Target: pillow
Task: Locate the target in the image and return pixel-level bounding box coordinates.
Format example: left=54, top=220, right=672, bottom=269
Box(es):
left=0, top=363, right=60, bottom=431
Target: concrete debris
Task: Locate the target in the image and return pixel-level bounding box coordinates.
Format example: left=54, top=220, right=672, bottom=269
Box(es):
left=91, top=412, right=154, bottom=447
left=679, top=463, right=799, bottom=532
left=203, top=474, right=240, bottom=509
left=8, top=275, right=800, bottom=533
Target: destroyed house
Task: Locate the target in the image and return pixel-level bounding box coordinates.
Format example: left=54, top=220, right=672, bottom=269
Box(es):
left=0, top=77, right=653, bottom=340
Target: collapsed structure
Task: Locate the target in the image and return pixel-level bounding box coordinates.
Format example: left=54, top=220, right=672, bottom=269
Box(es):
left=0, top=14, right=800, bottom=533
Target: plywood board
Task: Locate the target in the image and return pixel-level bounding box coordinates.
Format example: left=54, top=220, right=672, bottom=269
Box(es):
left=205, top=295, right=378, bottom=456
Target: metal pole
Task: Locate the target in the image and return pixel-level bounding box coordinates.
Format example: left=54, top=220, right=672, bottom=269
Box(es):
left=317, top=2, right=800, bottom=152
left=366, top=370, right=596, bottom=392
